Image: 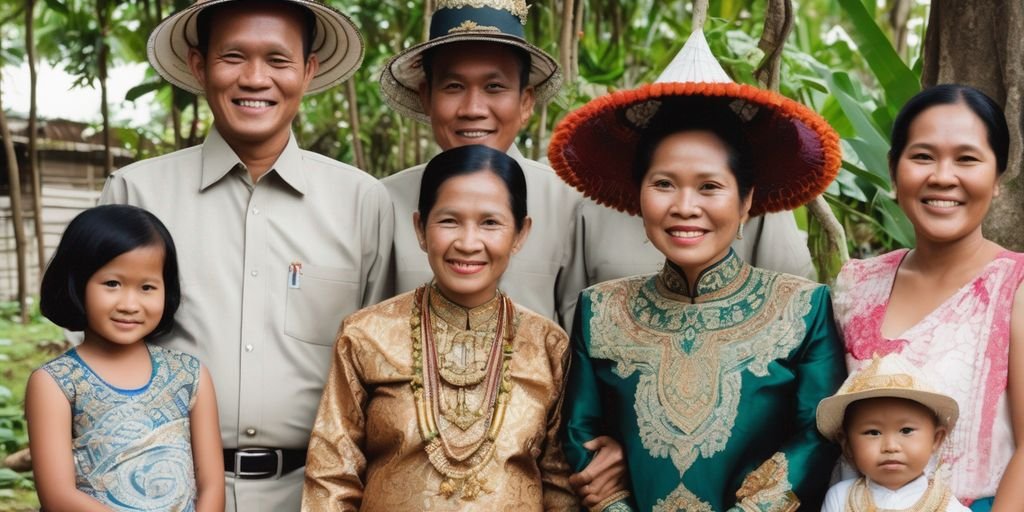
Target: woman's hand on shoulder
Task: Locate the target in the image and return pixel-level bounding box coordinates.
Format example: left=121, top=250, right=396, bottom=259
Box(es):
left=569, top=436, right=629, bottom=509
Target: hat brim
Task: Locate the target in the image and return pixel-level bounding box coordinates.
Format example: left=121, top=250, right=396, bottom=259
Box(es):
left=379, top=33, right=563, bottom=124
left=147, top=0, right=365, bottom=96
left=816, top=388, right=960, bottom=442
left=547, top=81, right=842, bottom=216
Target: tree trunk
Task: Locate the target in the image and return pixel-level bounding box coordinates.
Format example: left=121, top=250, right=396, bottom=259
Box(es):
left=26, top=0, right=45, bottom=274
left=97, top=0, right=113, bottom=175
left=0, top=74, right=30, bottom=323
left=923, top=0, right=1024, bottom=251
left=571, top=0, right=583, bottom=81
left=754, top=0, right=793, bottom=91
left=888, top=0, right=912, bottom=58
left=559, top=0, right=575, bottom=83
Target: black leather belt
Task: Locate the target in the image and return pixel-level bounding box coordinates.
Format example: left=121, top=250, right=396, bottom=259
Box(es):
left=224, top=448, right=306, bottom=479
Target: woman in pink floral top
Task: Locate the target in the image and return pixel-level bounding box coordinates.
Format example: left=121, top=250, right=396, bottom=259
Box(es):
left=833, top=85, right=1024, bottom=511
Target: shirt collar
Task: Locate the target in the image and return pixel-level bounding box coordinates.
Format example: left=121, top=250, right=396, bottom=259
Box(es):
left=428, top=283, right=501, bottom=330
left=200, top=126, right=307, bottom=194
left=506, top=144, right=525, bottom=161
left=866, top=473, right=928, bottom=498
left=656, top=249, right=746, bottom=303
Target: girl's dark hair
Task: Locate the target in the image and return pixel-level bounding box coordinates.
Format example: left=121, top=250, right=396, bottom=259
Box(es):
left=633, top=97, right=755, bottom=198
left=418, top=144, right=528, bottom=230
left=40, top=205, right=181, bottom=338
left=889, top=84, right=1010, bottom=176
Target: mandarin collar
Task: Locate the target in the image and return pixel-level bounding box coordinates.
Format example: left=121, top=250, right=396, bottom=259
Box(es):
left=428, top=284, right=501, bottom=330
left=200, top=126, right=307, bottom=194
left=866, top=474, right=928, bottom=498
left=656, top=249, right=746, bottom=303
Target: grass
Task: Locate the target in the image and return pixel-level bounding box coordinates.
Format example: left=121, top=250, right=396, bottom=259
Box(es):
left=0, top=299, right=67, bottom=512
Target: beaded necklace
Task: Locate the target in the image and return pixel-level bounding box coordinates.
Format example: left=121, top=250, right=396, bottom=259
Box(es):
left=846, top=476, right=952, bottom=512
left=410, top=285, right=515, bottom=500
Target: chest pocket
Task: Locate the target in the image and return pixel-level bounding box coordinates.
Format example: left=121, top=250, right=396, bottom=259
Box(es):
left=285, top=264, right=360, bottom=346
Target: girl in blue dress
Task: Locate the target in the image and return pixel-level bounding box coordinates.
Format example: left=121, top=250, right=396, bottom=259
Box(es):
left=25, top=205, right=224, bottom=512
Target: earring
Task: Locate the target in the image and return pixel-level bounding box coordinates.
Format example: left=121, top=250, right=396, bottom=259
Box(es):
left=736, top=222, right=744, bottom=240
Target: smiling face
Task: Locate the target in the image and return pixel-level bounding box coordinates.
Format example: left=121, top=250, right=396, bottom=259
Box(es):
left=419, top=42, right=535, bottom=151
left=188, top=2, right=317, bottom=152
left=843, top=397, right=945, bottom=491
left=414, top=170, right=531, bottom=308
left=83, top=245, right=166, bottom=349
left=893, top=102, right=1000, bottom=246
left=639, top=130, right=752, bottom=283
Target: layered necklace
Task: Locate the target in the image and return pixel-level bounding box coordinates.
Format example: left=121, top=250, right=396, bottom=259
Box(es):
left=846, top=476, right=952, bottom=512
left=410, top=285, right=515, bottom=501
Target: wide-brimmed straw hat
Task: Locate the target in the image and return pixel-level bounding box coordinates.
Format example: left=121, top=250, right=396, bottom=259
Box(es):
left=148, top=0, right=364, bottom=95
left=547, top=30, right=841, bottom=216
left=379, top=0, right=563, bottom=124
left=816, top=354, right=959, bottom=442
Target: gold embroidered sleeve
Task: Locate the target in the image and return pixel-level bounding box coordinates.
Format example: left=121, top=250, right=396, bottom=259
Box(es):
left=733, top=453, right=800, bottom=512
left=302, top=323, right=369, bottom=512
left=538, top=323, right=580, bottom=511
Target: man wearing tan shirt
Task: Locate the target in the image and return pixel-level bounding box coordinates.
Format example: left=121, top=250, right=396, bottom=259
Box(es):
left=379, top=0, right=585, bottom=330
left=100, top=2, right=390, bottom=510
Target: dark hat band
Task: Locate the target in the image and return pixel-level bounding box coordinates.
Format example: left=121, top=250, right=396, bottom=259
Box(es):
left=429, top=6, right=525, bottom=39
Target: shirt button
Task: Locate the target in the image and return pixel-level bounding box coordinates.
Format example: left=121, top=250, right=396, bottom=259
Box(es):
left=244, top=344, right=254, bottom=352
left=245, top=428, right=257, bottom=437
left=250, top=270, right=258, bottom=277
left=251, top=207, right=260, bottom=216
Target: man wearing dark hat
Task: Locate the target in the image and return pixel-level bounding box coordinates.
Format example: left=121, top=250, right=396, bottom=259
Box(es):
left=100, top=1, right=391, bottom=510
left=380, top=0, right=585, bottom=329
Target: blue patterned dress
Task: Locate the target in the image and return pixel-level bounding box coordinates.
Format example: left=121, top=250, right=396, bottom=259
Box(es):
left=40, top=344, right=201, bottom=511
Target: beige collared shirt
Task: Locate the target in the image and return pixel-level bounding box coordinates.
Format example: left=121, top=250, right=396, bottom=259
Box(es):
left=383, top=146, right=584, bottom=330
left=100, top=127, right=393, bottom=511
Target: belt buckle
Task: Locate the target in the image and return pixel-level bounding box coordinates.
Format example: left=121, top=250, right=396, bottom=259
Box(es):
left=233, top=448, right=284, bottom=480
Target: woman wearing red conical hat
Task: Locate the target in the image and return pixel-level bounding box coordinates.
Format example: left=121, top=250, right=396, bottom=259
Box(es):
left=549, top=30, right=846, bottom=511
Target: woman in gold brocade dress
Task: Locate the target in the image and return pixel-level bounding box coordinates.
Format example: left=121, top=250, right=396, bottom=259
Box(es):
left=301, top=145, right=578, bottom=511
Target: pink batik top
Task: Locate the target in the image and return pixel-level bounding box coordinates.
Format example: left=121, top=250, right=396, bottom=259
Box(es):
left=833, top=249, right=1024, bottom=502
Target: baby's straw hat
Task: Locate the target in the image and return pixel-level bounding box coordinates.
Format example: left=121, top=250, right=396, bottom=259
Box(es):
left=816, top=354, right=960, bottom=442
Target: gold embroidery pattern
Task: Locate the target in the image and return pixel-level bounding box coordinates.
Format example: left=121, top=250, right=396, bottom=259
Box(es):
left=652, top=485, right=714, bottom=512
left=735, top=453, right=799, bottom=512
left=436, top=0, right=530, bottom=25
left=846, top=476, right=952, bottom=512
left=586, top=263, right=815, bottom=496
left=447, top=20, right=501, bottom=33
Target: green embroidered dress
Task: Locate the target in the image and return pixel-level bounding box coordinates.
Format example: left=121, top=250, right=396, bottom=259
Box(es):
left=563, top=250, right=845, bottom=511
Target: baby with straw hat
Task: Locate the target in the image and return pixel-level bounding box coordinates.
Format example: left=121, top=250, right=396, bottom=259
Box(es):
left=816, top=353, right=969, bottom=511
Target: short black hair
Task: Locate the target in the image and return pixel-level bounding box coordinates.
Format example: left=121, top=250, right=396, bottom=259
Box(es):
left=195, top=0, right=317, bottom=59
left=418, top=144, right=528, bottom=231
left=40, top=205, right=181, bottom=339
left=889, top=84, right=1010, bottom=176
left=633, top=97, right=755, bottom=199
left=421, top=43, right=532, bottom=91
